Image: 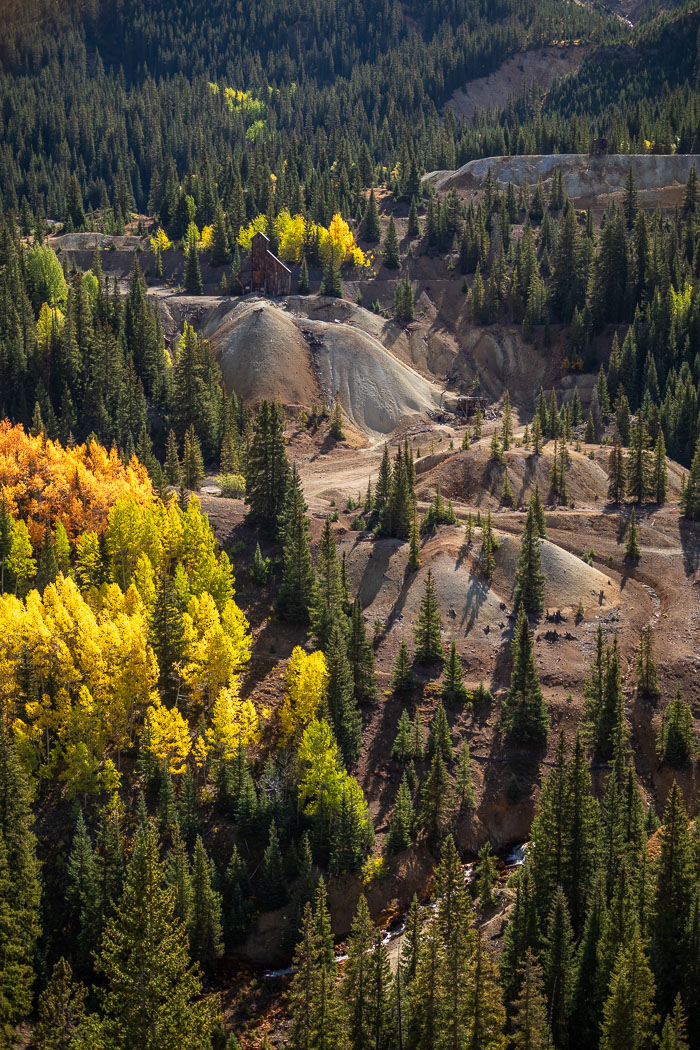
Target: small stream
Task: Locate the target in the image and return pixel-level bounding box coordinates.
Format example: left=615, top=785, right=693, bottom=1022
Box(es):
left=262, top=842, right=528, bottom=979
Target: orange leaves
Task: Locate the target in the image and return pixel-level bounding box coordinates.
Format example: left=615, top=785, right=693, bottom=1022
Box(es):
left=0, top=422, right=153, bottom=546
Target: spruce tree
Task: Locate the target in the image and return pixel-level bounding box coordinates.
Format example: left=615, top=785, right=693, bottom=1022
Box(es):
left=626, top=415, right=652, bottom=503
left=408, top=511, right=420, bottom=570
left=407, top=197, right=420, bottom=237
left=542, top=886, right=575, bottom=1048
left=502, top=605, right=548, bottom=746
left=329, top=390, right=345, bottom=440
left=184, top=228, right=203, bottom=295
left=454, top=741, right=476, bottom=812
left=428, top=700, right=452, bottom=762
left=652, top=429, right=668, bottom=504
left=476, top=843, right=498, bottom=909
left=635, top=625, right=659, bottom=697
left=481, top=510, right=496, bottom=580
left=151, top=568, right=184, bottom=703
left=345, top=895, right=375, bottom=1050
left=660, top=995, right=690, bottom=1050
left=182, top=424, right=204, bottom=490
left=651, top=782, right=693, bottom=1013
left=530, top=484, right=546, bottom=537
left=419, top=751, right=451, bottom=845
left=514, top=504, right=545, bottom=614
left=387, top=774, right=415, bottom=853
left=600, top=931, right=658, bottom=1050
left=65, top=810, right=101, bottom=981
left=657, top=689, right=695, bottom=767
left=414, top=568, right=443, bottom=663
left=164, top=429, right=181, bottom=485
left=392, top=639, right=414, bottom=693
left=624, top=507, right=641, bottom=561
left=97, top=819, right=216, bottom=1050
left=363, top=190, right=381, bottom=242
left=392, top=710, right=413, bottom=763
left=276, top=465, right=314, bottom=622
left=607, top=441, right=625, bottom=503
left=36, top=521, right=58, bottom=591
left=441, top=641, right=468, bottom=706
left=325, top=622, right=362, bottom=767
left=347, top=600, right=376, bottom=705
left=189, top=836, right=223, bottom=968
left=682, top=435, right=700, bottom=519
left=298, top=256, right=310, bottom=294
left=245, top=399, right=291, bottom=535
left=501, top=390, right=513, bottom=450
left=383, top=216, right=400, bottom=268
left=33, top=958, right=87, bottom=1050
left=511, top=950, right=551, bottom=1050
left=310, top=516, right=346, bottom=647
left=321, top=248, right=342, bottom=297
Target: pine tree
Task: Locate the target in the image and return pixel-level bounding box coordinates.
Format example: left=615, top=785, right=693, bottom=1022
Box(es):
left=531, top=415, right=543, bottom=454
left=151, top=568, right=184, bottom=703
left=607, top=442, right=625, bottom=503
left=511, top=950, right=552, bottom=1050
left=289, top=883, right=345, bottom=1050
left=408, top=511, right=421, bottom=570
left=626, top=415, right=652, bottom=503
left=441, top=641, right=468, bottom=706
left=325, top=622, right=362, bottom=767
left=189, top=836, right=223, bottom=968
left=501, top=391, right=513, bottom=451
left=683, top=435, right=700, bottom=519
left=383, top=216, right=400, bottom=268
left=65, top=810, right=101, bottom=980
left=184, top=228, right=203, bottom=295
left=347, top=600, right=376, bottom=705
left=387, top=774, right=415, bottom=853
left=277, top=465, right=314, bottom=622
left=246, top=399, right=291, bottom=535
left=652, top=429, right=668, bottom=504
left=321, top=247, right=342, bottom=297
left=542, top=886, right=575, bottom=1048
left=374, top=444, right=392, bottom=514
left=97, top=819, right=216, bottom=1050
left=477, top=843, right=498, bottom=909
left=310, top=517, right=346, bottom=647
left=392, top=639, right=414, bottom=693
left=36, top=521, right=58, bottom=591
left=33, top=958, right=87, bottom=1050
left=454, top=741, right=476, bottom=812
left=182, top=424, right=204, bottom=490
left=514, top=504, right=546, bottom=614
left=660, top=995, right=690, bottom=1050
left=209, top=202, right=230, bottom=266
left=651, top=782, right=693, bottom=1014
left=329, top=390, right=345, bottom=440
left=298, top=255, right=310, bottom=294
left=408, top=197, right=420, bottom=237
left=164, top=429, right=181, bottom=485
left=624, top=507, right=641, bottom=561
left=635, top=625, right=659, bottom=697
left=481, top=510, right=496, bottom=580
left=166, top=829, right=193, bottom=930
left=345, top=895, right=375, bottom=1050
left=502, top=605, right=548, bottom=746
left=0, top=722, right=40, bottom=1040
left=414, top=568, right=443, bottom=663
left=419, top=751, right=451, bottom=845
left=363, top=190, right=381, bottom=242
left=658, top=689, right=695, bottom=767
left=600, top=931, right=658, bottom=1050
left=428, top=701, right=452, bottom=762
left=392, top=710, right=413, bottom=763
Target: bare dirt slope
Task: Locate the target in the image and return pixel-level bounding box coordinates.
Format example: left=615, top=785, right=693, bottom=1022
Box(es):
left=427, top=153, right=700, bottom=209
left=449, top=46, right=590, bottom=123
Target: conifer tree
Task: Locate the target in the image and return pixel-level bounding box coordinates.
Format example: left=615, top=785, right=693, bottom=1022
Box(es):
left=387, top=774, right=415, bottom=853
left=97, top=819, right=216, bottom=1050
left=511, top=950, right=551, bottom=1050
left=345, top=895, right=375, bottom=1050
left=277, top=465, right=314, bottom=622
left=441, top=640, right=468, bottom=706
left=33, top=958, right=87, bottom=1050
left=166, top=829, right=193, bottom=930
left=477, top=843, right=498, bottom=909
left=542, top=886, right=575, bottom=1048
left=245, top=399, right=291, bottom=535
left=428, top=701, right=452, bottom=762
left=36, top=521, right=58, bottom=591
left=363, top=190, right=381, bottom=242
left=408, top=197, right=420, bottom=237
left=651, top=782, right=693, bottom=1014
left=607, top=441, right=625, bottom=503
left=392, top=710, right=413, bottom=763
left=164, top=429, right=181, bottom=484
left=392, top=639, right=414, bottom=694
left=481, top=510, right=496, bottom=579
left=321, top=248, right=342, bottom=297
left=383, top=216, right=400, bottom=268
left=414, top=568, right=443, bottom=663
left=624, top=507, right=641, bottom=561
left=189, top=836, right=223, bottom=968
left=600, top=931, right=658, bottom=1050
left=419, top=751, right=451, bottom=845
left=298, top=255, right=310, bottom=294
left=329, top=390, right=345, bottom=440
left=182, top=424, right=204, bottom=490
left=408, top=511, right=420, bottom=570
left=184, top=228, right=203, bottom=295
left=325, top=622, right=362, bottom=767
left=347, top=600, right=376, bottom=705
left=514, top=504, right=546, bottom=614
left=310, top=517, right=346, bottom=647
left=658, top=689, right=695, bottom=767
left=626, top=415, right=652, bottom=503
left=151, top=569, right=184, bottom=703
left=635, top=625, right=659, bottom=697
left=652, top=429, right=668, bottom=504
left=500, top=867, right=539, bottom=1012
left=660, top=995, right=690, bottom=1050
left=454, top=741, right=476, bottom=813
left=682, top=435, right=700, bottom=519
left=502, top=605, right=548, bottom=746
left=501, top=391, right=513, bottom=451
left=65, top=810, right=101, bottom=980
left=289, top=883, right=345, bottom=1050
left=531, top=415, right=543, bottom=454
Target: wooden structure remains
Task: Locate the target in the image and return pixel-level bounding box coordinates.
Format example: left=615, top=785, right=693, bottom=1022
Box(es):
left=238, top=231, right=292, bottom=297
left=456, top=395, right=489, bottom=417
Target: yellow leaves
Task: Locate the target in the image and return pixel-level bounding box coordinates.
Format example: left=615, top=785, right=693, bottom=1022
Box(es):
left=0, top=422, right=152, bottom=548
left=237, top=214, right=268, bottom=250
left=205, top=684, right=260, bottom=759
left=147, top=702, right=192, bottom=776
left=180, top=592, right=251, bottom=712
left=321, top=213, right=366, bottom=268
left=274, top=210, right=306, bottom=263
left=279, top=647, right=328, bottom=743
left=671, top=283, right=693, bottom=325
left=200, top=225, right=213, bottom=249
left=150, top=227, right=173, bottom=253
left=36, top=303, right=64, bottom=351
